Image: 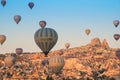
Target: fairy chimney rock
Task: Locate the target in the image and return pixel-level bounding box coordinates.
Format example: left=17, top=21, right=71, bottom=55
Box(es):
left=90, top=37, right=101, bottom=47
left=101, top=39, right=109, bottom=48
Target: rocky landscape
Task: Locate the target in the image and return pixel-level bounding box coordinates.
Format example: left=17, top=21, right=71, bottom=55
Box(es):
left=0, top=37, right=120, bottom=80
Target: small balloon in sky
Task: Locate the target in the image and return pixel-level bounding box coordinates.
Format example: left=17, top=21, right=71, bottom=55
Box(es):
left=65, top=43, right=70, bottom=49
left=28, top=2, right=34, bottom=9
left=0, top=35, right=6, bottom=45
left=113, top=20, right=119, bottom=28
left=14, top=15, right=21, bottom=24
left=16, top=48, right=23, bottom=55
left=85, top=29, right=91, bottom=35
left=1, top=0, right=6, bottom=7
left=39, top=20, right=47, bottom=28
left=113, top=34, right=120, bottom=41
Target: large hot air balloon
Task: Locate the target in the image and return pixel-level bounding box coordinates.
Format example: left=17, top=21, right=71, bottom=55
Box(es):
left=0, top=35, right=6, bottom=45
left=16, top=48, right=23, bottom=55
left=34, top=27, right=58, bottom=56
left=28, top=2, right=34, bottom=9
left=48, top=55, right=65, bottom=74
left=115, top=49, right=120, bottom=60
left=39, top=20, right=47, bottom=28
left=1, top=0, right=6, bottom=7
left=4, top=55, right=16, bottom=68
left=114, top=34, right=120, bottom=41
left=85, top=29, right=91, bottom=35
left=65, top=43, right=70, bottom=49
left=113, top=20, right=119, bottom=28
left=14, top=15, right=21, bottom=24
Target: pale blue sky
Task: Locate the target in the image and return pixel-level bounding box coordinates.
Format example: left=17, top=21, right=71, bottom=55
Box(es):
left=0, top=0, right=120, bottom=54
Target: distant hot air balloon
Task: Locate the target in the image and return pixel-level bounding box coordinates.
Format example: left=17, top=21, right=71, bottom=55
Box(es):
left=115, top=49, right=120, bottom=60
left=1, top=0, right=6, bottom=7
left=34, top=27, right=58, bottom=56
left=16, top=48, right=23, bottom=55
left=14, top=15, right=21, bottom=24
left=48, top=55, right=65, bottom=74
left=114, top=34, right=120, bottom=41
left=0, top=35, right=6, bottom=45
left=39, top=20, right=47, bottom=28
left=41, top=58, right=49, bottom=66
left=65, top=43, right=70, bottom=49
left=85, top=29, right=91, bottom=35
left=4, top=55, right=16, bottom=68
left=33, top=54, right=39, bottom=60
left=113, top=20, right=119, bottom=28
left=28, top=2, right=34, bottom=9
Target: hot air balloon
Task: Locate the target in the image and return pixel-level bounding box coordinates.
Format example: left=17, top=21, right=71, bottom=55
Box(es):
left=115, top=49, right=120, bottom=60
left=113, top=20, right=119, bottom=28
left=48, top=55, right=65, bottom=74
left=16, top=48, right=23, bottom=55
left=39, top=20, right=47, bottom=28
left=4, top=55, right=16, bottom=68
left=0, top=35, right=6, bottom=45
left=41, top=59, right=49, bottom=66
left=34, top=28, right=58, bottom=56
left=114, top=34, right=120, bottom=41
left=1, top=0, right=6, bottom=7
left=65, top=43, right=70, bottom=49
left=33, top=54, right=39, bottom=60
left=28, top=2, right=34, bottom=9
left=14, top=15, right=21, bottom=24
left=85, top=29, right=91, bottom=35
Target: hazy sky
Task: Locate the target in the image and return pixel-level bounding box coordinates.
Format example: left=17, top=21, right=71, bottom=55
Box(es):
left=0, top=0, right=120, bottom=54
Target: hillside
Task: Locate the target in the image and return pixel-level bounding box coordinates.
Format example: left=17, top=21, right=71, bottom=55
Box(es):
left=0, top=37, right=120, bottom=80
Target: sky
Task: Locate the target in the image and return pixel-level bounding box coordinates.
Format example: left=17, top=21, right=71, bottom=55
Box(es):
left=0, top=0, right=120, bottom=54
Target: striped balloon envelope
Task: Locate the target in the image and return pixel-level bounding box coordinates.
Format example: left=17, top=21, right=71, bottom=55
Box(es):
left=34, top=28, right=58, bottom=56
left=48, top=55, right=65, bottom=74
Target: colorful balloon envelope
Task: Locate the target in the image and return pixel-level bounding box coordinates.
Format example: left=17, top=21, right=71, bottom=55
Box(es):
left=28, top=2, right=34, bottom=9
left=34, top=28, right=58, bottom=56
left=39, top=20, right=47, bottom=28
left=14, top=15, right=21, bottom=24
left=85, top=29, right=91, bottom=35
left=65, top=43, right=70, bottom=49
left=113, top=20, right=119, bottom=28
left=1, top=0, right=6, bottom=7
left=16, top=48, right=23, bottom=55
left=115, top=49, right=120, bottom=60
left=0, top=35, right=6, bottom=45
left=4, top=56, right=16, bottom=68
left=48, top=55, right=65, bottom=74
left=114, top=34, right=120, bottom=41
